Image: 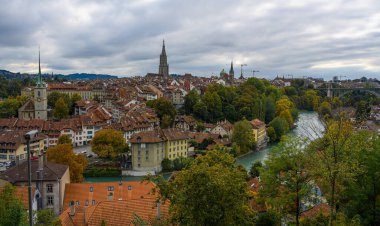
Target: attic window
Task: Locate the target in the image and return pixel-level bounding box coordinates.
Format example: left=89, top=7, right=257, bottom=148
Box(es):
left=89, top=186, right=93, bottom=192
left=137, top=137, right=141, bottom=142
left=108, top=186, right=114, bottom=191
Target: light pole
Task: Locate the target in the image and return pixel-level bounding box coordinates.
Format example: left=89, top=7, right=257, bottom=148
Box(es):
left=24, top=130, right=38, bottom=226
left=240, top=64, right=247, bottom=79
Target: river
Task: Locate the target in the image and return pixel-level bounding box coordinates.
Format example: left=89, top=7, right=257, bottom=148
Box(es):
left=236, top=111, right=324, bottom=170
left=85, top=112, right=324, bottom=182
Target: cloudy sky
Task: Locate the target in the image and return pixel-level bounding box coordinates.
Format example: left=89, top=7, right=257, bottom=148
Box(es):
left=1, top=0, right=380, bottom=79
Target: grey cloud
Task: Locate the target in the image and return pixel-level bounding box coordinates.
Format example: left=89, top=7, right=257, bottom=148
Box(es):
left=0, top=0, right=380, bottom=79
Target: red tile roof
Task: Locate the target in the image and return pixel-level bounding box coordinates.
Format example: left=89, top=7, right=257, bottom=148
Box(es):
left=63, top=181, right=157, bottom=211
left=60, top=198, right=170, bottom=226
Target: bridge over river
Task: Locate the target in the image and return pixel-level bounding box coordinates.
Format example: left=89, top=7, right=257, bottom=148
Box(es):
left=317, top=86, right=380, bottom=98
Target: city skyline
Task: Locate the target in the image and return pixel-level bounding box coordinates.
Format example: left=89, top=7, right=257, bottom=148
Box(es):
left=1, top=0, right=380, bottom=80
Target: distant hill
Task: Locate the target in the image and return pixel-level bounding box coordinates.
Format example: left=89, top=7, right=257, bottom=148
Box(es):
left=65, top=73, right=118, bottom=79
left=0, top=69, right=119, bottom=80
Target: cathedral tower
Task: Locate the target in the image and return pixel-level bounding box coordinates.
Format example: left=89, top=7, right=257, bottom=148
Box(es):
left=34, top=50, right=48, bottom=120
left=158, top=40, right=169, bottom=76
left=229, top=60, right=234, bottom=79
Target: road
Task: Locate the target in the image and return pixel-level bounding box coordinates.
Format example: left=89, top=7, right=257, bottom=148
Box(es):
left=73, top=145, right=97, bottom=157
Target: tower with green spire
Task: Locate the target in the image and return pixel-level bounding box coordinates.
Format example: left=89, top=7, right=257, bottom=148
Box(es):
left=158, top=40, right=169, bottom=76
left=34, top=49, right=48, bottom=120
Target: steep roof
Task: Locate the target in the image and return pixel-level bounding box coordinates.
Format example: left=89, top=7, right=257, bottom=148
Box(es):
left=0, top=160, right=69, bottom=184
left=62, top=181, right=157, bottom=211
left=60, top=198, right=170, bottom=226
left=161, top=128, right=190, bottom=141
left=129, top=130, right=164, bottom=143
left=250, top=119, right=265, bottom=129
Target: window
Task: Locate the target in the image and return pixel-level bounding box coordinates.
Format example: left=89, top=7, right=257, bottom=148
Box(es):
left=76, top=201, right=79, bottom=206
left=47, top=196, right=54, bottom=206
left=92, top=200, right=96, bottom=206
left=90, top=186, right=93, bottom=192
left=46, top=184, right=53, bottom=193
left=108, top=186, right=114, bottom=191
left=85, top=200, right=89, bottom=206
left=128, top=185, right=132, bottom=190
left=141, top=143, right=146, bottom=148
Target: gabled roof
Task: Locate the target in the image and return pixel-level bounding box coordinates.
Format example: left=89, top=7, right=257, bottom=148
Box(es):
left=130, top=130, right=164, bottom=143
left=0, top=160, right=69, bottom=184
left=60, top=198, right=170, bottom=226
left=250, top=119, right=265, bottom=129
left=161, top=128, right=190, bottom=141
left=62, top=181, right=157, bottom=211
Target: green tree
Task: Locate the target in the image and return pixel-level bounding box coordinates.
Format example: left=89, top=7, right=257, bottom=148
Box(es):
left=70, top=93, right=82, bottom=114
left=203, top=91, right=223, bottom=122
left=268, top=117, right=289, bottom=141
left=193, top=101, right=208, bottom=121
left=161, top=158, right=173, bottom=172
left=35, top=209, right=61, bottom=226
left=319, top=101, right=332, bottom=119
left=265, top=97, right=276, bottom=124
left=57, top=134, right=72, bottom=145
left=249, top=160, right=262, bottom=178
left=307, top=120, right=357, bottom=225
left=53, top=97, right=69, bottom=119
left=184, top=89, right=200, bottom=114
left=260, top=136, right=312, bottom=226
left=232, top=119, right=254, bottom=154
left=0, top=183, right=26, bottom=226
left=256, top=210, right=280, bottom=226
left=0, top=97, right=22, bottom=118
left=266, top=126, right=277, bottom=143
left=160, top=114, right=173, bottom=129
left=47, top=144, right=88, bottom=182
left=340, top=131, right=380, bottom=225
left=91, top=129, right=128, bottom=159
left=146, top=149, right=254, bottom=225
left=355, top=100, right=371, bottom=122
left=149, top=98, right=177, bottom=128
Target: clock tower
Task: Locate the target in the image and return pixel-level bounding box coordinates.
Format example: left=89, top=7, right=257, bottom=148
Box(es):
left=34, top=50, right=48, bottom=120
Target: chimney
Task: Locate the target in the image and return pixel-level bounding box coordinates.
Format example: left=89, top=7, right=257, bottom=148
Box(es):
left=156, top=201, right=161, bottom=219
left=69, top=201, right=75, bottom=216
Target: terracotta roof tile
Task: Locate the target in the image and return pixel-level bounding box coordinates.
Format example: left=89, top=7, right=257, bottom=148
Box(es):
left=63, top=181, right=157, bottom=211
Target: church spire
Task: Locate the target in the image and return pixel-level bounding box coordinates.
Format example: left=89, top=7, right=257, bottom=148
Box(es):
left=229, top=60, right=234, bottom=78
left=159, top=40, right=169, bottom=76
left=37, top=47, right=43, bottom=87
left=161, top=39, right=166, bottom=56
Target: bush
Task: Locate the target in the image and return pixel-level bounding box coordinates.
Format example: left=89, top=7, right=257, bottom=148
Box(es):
left=83, top=167, right=121, bottom=177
